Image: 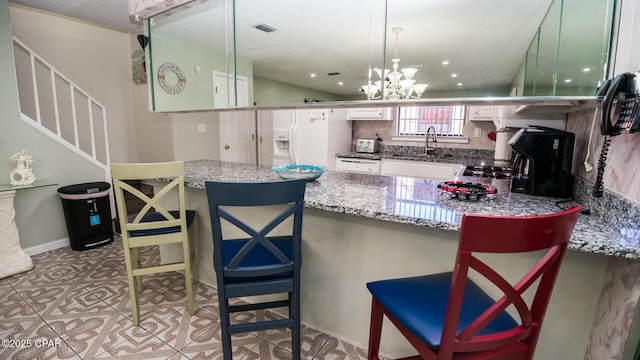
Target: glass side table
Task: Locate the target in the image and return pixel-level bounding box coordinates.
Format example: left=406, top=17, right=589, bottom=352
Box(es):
left=0, top=181, right=57, bottom=279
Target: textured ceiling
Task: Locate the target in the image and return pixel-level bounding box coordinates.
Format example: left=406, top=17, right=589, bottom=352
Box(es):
left=10, top=0, right=141, bottom=32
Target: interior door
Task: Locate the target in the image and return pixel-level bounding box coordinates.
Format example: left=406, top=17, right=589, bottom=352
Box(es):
left=219, top=111, right=256, bottom=164
left=257, top=111, right=274, bottom=166
left=213, top=71, right=249, bottom=108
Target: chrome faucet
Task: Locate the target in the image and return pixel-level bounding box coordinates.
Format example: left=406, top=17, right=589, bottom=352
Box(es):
left=424, top=125, right=437, bottom=154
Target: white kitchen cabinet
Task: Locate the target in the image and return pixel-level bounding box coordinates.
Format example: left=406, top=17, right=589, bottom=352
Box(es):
left=467, top=106, right=495, bottom=121
left=336, top=158, right=381, bottom=174
left=346, top=107, right=394, bottom=120
left=381, top=159, right=463, bottom=180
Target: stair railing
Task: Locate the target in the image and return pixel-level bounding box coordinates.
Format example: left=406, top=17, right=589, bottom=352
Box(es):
left=12, top=37, right=110, bottom=174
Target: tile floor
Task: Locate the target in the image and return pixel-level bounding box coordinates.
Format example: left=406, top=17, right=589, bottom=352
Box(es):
left=0, top=236, right=371, bottom=360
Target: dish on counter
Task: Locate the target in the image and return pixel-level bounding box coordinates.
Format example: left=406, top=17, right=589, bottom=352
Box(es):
left=271, top=164, right=325, bottom=181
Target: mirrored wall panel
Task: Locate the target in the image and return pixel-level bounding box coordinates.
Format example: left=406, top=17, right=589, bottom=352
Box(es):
left=148, top=0, right=233, bottom=112
left=521, top=0, right=614, bottom=96
left=146, top=0, right=615, bottom=112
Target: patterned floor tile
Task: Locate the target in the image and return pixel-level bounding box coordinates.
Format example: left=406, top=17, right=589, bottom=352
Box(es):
left=116, top=279, right=193, bottom=321
left=77, top=278, right=131, bottom=308
left=177, top=331, right=263, bottom=360
left=0, top=312, right=48, bottom=340
left=62, top=259, right=128, bottom=284
left=311, top=335, right=370, bottom=360
left=13, top=283, right=81, bottom=316
left=17, top=283, right=117, bottom=322
left=262, top=325, right=332, bottom=359
left=43, top=312, right=134, bottom=359
left=91, top=338, right=179, bottom=360
left=138, top=305, right=218, bottom=351
left=3, top=239, right=377, bottom=360
left=241, top=337, right=298, bottom=360
left=0, top=287, right=39, bottom=323
left=84, top=312, right=169, bottom=359
left=4, top=262, right=73, bottom=289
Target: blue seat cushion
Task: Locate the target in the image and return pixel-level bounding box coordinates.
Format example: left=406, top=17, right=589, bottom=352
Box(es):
left=367, top=272, right=518, bottom=350
left=222, top=236, right=293, bottom=282
left=128, top=210, right=196, bottom=237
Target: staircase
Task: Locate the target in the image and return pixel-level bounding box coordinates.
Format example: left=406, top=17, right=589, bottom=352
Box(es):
left=12, top=37, right=110, bottom=177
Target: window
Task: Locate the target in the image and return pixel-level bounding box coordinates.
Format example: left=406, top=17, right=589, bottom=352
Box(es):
left=397, top=106, right=465, bottom=136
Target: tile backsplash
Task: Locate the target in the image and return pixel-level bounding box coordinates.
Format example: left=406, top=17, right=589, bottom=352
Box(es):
left=567, top=108, right=640, bottom=204
left=352, top=107, right=640, bottom=206
left=352, top=118, right=497, bottom=150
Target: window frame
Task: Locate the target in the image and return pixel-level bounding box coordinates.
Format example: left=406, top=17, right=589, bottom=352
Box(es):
left=393, top=105, right=468, bottom=143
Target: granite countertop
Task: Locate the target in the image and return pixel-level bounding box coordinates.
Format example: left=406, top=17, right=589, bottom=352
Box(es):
left=181, top=160, right=640, bottom=260
left=336, top=149, right=495, bottom=167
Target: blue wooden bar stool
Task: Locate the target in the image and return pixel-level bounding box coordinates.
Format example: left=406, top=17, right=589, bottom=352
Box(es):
left=205, top=179, right=306, bottom=360
left=366, top=206, right=581, bottom=360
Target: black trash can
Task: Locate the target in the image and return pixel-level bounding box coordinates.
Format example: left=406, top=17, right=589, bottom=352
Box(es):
left=58, top=182, right=114, bottom=251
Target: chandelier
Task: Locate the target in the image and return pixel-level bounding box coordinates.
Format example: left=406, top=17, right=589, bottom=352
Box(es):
left=362, top=27, right=428, bottom=100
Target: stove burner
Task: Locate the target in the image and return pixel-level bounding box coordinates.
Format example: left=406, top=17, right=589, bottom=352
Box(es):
left=437, top=180, right=498, bottom=201
left=462, top=165, right=511, bottom=179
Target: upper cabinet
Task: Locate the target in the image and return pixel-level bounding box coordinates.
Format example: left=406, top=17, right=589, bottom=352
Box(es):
left=142, top=0, right=615, bottom=112
left=467, top=106, right=495, bottom=121
left=346, top=108, right=394, bottom=121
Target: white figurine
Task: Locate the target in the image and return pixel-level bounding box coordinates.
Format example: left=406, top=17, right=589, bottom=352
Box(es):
left=10, top=150, right=35, bottom=186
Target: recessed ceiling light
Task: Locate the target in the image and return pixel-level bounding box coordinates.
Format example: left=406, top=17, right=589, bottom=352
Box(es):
left=310, top=73, right=316, bottom=78
left=457, top=83, right=463, bottom=86
left=564, top=79, right=572, bottom=83
left=252, top=23, right=278, bottom=33
left=442, top=60, right=450, bottom=65
left=338, top=82, right=344, bottom=86
left=582, top=67, right=591, bottom=72
left=451, top=73, right=458, bottom=78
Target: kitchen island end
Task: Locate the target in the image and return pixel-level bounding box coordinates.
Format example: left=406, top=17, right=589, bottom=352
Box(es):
left=154, top=160, right=638, bottom=360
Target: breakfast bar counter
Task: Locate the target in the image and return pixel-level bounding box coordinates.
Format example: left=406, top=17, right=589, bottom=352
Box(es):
left=156, top=160, right=638, bottom=360
left=180, top=159, right=639, bottom=259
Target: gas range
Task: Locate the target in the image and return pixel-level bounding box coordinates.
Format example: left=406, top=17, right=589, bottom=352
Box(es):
left=462, top=165, right=512, bottom=179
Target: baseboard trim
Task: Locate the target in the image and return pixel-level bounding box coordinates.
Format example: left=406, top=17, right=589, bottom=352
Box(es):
left=23, top=238, right=70, bottom=256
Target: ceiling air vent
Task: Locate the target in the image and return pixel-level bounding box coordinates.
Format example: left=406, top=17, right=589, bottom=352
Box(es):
left=327, top=72, right=341, bottom=76
left=253, top=23, right=278, bottom=33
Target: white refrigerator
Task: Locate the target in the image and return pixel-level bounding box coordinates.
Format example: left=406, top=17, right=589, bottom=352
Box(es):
left=272, top=109, right=352, bottom=171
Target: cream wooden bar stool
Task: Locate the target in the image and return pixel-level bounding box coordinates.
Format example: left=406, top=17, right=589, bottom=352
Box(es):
left=110, top=161, right=196, bottom=325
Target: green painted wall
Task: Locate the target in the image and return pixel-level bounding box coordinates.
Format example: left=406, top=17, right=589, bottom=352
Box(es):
left=149, top=35, right=254, bottom=111
left=253, top=76, right=347, bottom=106
left=0, top=1, right=106, bottom=250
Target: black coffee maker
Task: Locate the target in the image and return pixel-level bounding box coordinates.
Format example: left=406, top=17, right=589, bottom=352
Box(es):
left=509, top=126, right=575, bottom=197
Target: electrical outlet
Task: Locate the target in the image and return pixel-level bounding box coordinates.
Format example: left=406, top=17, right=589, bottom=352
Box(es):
left=474, top=127, right=482, bottom=138
left=198, top=124, right=206, bottom=133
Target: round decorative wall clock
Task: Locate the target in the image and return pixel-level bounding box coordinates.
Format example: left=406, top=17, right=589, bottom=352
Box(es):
left=157, top=62, right=186, bottom=94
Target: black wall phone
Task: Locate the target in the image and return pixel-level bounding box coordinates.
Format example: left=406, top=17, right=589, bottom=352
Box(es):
left=592, top=72, right=640, bottom=197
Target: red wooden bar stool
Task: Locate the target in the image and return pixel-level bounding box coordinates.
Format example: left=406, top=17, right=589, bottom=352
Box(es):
left=366, top=206, right=581, bottom=360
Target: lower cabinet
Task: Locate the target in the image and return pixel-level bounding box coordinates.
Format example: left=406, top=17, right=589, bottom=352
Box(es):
left=336, top=158, right=381, bottom=174
left=381, top=159, right=463, bottom=180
